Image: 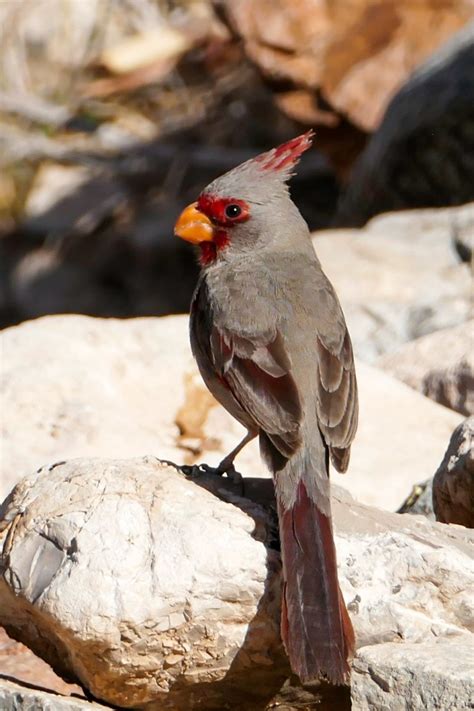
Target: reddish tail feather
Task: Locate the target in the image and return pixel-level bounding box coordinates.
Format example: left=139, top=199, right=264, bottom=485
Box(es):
left=278, top=480, right=355, bottom=685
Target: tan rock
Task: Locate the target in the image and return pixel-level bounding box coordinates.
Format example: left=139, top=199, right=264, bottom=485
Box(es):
left=377, top=322, right=474, bottom=416
left=219, top=0, right=473, bottom=132
left=0, top=458, right=472, bottom=709
left=0, top=627, right=84, bottom=699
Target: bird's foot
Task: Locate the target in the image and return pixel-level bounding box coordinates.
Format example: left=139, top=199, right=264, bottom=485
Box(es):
left=181, top=463, right=210, bottom=479
left=214, top=462, right=243, bottom=487
left=182, top=461, right=243, bottom=487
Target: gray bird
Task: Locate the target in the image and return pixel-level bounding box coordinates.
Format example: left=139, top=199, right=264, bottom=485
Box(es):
left=174, top=132, right=358, bottom=685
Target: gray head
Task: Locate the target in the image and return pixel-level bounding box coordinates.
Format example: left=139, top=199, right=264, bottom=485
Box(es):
left=174, top=132, right=313, bottom=265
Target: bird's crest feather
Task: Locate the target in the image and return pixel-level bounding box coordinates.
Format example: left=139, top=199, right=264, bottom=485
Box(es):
left=253, top=130, right=314, bottom=177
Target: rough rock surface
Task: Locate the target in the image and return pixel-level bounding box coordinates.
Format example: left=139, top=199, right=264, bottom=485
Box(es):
left=352, top=641, right=474, bottom=711
left=315, top=203, right=472, bottom=362
left=433, top=417, right=474, bottom=527
left=0, top=679, right=107, bottom=711
left=337, top=23, right=474, bottom=225
left=0, top=313, right=462, bottom=511
left=1, top=458, right=473, bottom=709
left=219, top=0, right=473, bottom=133
left=377, top=321, right=474, bottom=416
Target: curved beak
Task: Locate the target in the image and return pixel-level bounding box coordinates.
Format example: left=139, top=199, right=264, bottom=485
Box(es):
left=174, top=202, right=214, bottom=244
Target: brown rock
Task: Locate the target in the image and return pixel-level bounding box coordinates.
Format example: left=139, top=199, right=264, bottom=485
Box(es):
left=377, top=322, right=474, bottom=416
left=219, top=0, right=473, bottom=132
left=0, top=628, right=84, bottom=698
left=433, top=417, right=474, bottom=527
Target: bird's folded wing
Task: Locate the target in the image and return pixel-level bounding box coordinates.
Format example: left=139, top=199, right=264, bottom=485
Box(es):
left=192, top=280, right=302, bottom=458
left=315, top=319, right=358, bottom=473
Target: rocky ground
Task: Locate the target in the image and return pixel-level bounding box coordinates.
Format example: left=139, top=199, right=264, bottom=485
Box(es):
left=0, top=205, right=472, bottom=709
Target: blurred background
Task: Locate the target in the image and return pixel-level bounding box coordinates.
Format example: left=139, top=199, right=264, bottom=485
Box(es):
left=0, top=0, right=473, bottom=329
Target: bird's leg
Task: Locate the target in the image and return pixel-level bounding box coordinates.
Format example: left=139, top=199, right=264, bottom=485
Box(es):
left=213, top=429, right=257, bottom=476
left=184, top=430, right=257, bottom=485
left=193, top=430, right=258, bottom=484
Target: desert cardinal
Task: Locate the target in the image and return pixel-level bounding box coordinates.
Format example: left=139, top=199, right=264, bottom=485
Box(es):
left=174, top=132, right=358, bottom=685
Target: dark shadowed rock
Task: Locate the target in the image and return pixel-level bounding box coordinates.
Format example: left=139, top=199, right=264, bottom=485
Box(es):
left=433, top=417, right=474, bottom=527
left=337, top=23, right=474, bottom=226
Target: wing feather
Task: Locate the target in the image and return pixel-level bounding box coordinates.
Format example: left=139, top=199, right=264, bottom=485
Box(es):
left=191, top=278, right=302, bottom=461
left=316, top=326, right=358, bottom=473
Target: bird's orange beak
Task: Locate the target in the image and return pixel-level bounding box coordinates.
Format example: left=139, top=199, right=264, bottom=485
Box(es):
left=174, top=202, right=214, bottom=244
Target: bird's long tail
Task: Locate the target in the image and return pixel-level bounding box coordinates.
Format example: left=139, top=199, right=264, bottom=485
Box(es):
left=276, top=475, right=355, bottom=684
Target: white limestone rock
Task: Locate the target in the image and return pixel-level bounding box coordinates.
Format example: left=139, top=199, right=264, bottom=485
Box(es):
left=313, top=203, right=472, bottom=362
left=377, top=321, right=474, bottom=416
left=351, top=641, right=474, bottom=711
left=0, top=458, right=473, bottom=709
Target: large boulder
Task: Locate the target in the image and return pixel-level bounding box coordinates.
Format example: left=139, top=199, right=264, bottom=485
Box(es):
left=352, top=641, right=474, bottom=711
left=377, top=321, right=474, bottom=416
left=1, top=458, right=473, bottom=709
left=314, top=203, right=472, bottom=362
left=0, top=313, right=462, bottom=511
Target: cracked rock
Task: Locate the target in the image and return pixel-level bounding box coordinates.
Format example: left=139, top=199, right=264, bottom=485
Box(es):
left=0, top=458, right=473, bottom=709
left=352, top=641, right=474, bottom=710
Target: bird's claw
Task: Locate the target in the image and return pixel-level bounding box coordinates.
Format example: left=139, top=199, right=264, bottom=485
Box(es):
left=181, top=463, right=210, bottom=478
left=182, top=462, right=243, bottom=487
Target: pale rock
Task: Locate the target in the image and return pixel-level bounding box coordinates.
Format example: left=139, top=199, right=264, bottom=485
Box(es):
left=377, top=321, right=474, bottom=416
left=0, top=458, right=473, bottom=709
left=352, top=641, right=474, bottom=711
left=0, top=458, right=284, bottom=709
left=0, top=314, right=462, bottom=512
left=341, top=364, right=462, bottom=511
left=314, top=204, right=472, bottom=362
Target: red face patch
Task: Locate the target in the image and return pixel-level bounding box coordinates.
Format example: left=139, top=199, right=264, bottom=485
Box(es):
left=195, top=194, right=250, bottom=265
left=197, top=195, right=250, bottom=227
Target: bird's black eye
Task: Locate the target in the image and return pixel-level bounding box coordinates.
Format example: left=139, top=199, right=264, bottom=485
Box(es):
left=225, top=204, right=242, bottom=219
